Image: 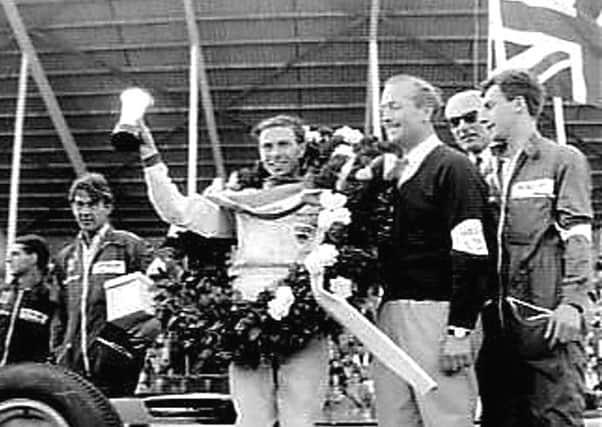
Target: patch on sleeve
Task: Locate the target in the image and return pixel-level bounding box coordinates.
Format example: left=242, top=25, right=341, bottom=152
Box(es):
left=19, top=308, right=49, bottom=325
left=510, top=178, right=554, bottom=199
left=451, top=219, right=488, bottom=256
left=555, top=223, right=592, bottom=242
left=91, top=260, right=126, bottom=275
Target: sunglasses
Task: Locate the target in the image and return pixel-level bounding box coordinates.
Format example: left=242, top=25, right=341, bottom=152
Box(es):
left=447, top=110, right=478, bottom=128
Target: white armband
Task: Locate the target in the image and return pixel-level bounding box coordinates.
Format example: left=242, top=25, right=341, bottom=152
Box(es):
left=451, top=219, right=488, bottom=256
left=555, top=223, right=592, bottom=242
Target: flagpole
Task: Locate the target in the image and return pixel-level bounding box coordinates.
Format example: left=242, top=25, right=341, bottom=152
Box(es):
left=486, top=0, right=493, bottom=75
left=488, top=0, right=506, bottom=74
left=183, top=0, right=226, bottom=181
left=187, top=43, right=199, bottom=195
left=6, top=54, right=28, bottom=281
left=365, top=0, right=381, bottom=139
left=473, top=0, right=481, bottom=86
left=552, top=96, right=567, bottom=145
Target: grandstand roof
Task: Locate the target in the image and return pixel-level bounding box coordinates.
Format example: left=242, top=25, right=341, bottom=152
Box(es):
left=0, top=0, right=600, bottom=244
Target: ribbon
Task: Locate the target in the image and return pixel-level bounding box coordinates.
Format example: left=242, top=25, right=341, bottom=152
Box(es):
left=310, top=271, right=437, bottom=395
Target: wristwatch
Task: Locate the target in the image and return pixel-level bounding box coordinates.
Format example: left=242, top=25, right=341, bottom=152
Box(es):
left=446, top=326, right=472, bottom=339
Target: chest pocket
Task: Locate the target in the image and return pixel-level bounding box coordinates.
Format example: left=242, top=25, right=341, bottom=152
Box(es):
left=506, top=178, right=555, bottom=243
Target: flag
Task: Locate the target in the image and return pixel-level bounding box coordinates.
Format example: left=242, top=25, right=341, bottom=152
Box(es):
left=488, top=0, right=602, bottom=106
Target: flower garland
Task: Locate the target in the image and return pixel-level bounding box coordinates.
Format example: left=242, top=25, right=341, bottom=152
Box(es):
left=153, top=127, right=399, bottom=371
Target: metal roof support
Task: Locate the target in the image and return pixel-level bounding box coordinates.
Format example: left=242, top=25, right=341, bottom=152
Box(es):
left=1, top=0, right=87, bottom=177
left=5, top=53, right=28, bottom=282
left=182, top=0, right=226, bottom=181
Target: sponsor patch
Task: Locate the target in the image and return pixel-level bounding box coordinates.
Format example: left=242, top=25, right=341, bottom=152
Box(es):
left=451, top=219, right=488, bottom=256
left=91, top=260, right=126, bottom=275
left=510, top=178, right=554, bottom=199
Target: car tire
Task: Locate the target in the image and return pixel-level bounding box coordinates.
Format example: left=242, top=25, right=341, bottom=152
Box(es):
left=0, top=362, right=123, bottom=427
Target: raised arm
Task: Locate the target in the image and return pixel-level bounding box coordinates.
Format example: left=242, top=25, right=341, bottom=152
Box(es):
left=138, top=124, right=234, bottom=238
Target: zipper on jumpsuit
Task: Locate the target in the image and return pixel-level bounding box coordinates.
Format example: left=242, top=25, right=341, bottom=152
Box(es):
left=0, top=288, right=25, bottom=366
left=495, top=151, right=524, bottom=329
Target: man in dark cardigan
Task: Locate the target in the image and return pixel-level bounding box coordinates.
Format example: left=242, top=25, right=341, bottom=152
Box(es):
left=372, top=74, right=495, bottom=427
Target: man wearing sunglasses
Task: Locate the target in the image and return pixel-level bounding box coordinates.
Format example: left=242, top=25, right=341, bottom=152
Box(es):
left=445, top=90, right=509, bottom=218
left=444, top=90, right=493, bottom=174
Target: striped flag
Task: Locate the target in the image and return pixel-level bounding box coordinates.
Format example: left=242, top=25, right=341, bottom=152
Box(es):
left=488, top=0, right=602, bottom=106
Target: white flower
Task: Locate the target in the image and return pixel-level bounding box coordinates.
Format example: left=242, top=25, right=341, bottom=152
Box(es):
left=304, top=244, right=339, bottom=275
left=267, top=286, right=295, bottom=320
left=318, top=207, right=351, bottom=230
left=146, top=257, right=166, bottom=277
left=225, top=171, right=241, bottom=190
left=329, top=276, right=353, bottom=299
left=333, top=126, right=364, bottom=145
left=319, top=190, right=347, bottom=210
left=304, top=125, right=321, bottom=143
left=332, top=143, right=354, bottom=158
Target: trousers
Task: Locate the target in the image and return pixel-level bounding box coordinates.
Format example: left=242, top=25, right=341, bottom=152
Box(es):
left=477, top=301, right=586, bottom=426
left=229, top=336, right=330, bottom=427
left=373, top=300, right=479, bottom=427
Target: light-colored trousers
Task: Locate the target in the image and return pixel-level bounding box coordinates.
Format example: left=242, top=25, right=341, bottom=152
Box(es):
left=373, top=300, right=479, bottom=427
left=229, top=337, right=330, bottom=427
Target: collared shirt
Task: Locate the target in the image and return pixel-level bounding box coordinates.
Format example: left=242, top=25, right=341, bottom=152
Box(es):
left=398, top=133, right=442, bottom=187
left=469, top=147, right=496, bottom=179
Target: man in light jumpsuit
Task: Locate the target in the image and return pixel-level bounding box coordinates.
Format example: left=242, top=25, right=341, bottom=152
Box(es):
left=477, top=69, right=593, bottom=426
left=137, top=115, right=329, bottom=427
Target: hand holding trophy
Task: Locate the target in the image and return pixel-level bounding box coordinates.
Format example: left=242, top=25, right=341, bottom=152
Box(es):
left=111, top=88, right=154, bottom=152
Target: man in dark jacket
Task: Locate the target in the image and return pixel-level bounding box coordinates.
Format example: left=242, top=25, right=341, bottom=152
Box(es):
left=477, top=69, right=593, bottom=426
left=0, top=234, right=54, bottom=364
left=52, top=172, right=159, bottom=397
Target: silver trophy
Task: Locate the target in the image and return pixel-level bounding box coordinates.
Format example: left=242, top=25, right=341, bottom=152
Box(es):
left=111, top=88, right=154, bottom=152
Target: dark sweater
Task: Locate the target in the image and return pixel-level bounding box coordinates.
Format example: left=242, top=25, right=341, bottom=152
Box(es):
left=377, top=144, right=497, bottom=329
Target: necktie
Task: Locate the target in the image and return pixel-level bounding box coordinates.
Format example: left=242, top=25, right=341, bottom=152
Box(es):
left=496, top=157, right=506, bottom=193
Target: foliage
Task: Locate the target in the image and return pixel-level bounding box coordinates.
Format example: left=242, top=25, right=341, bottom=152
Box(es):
left=152, top=130, right=398, bottom=372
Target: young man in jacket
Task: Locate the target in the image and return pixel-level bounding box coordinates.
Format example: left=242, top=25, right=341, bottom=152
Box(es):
left=477, top=69, right=593, bottom=426
left=52, top=172, right=158, bottom=397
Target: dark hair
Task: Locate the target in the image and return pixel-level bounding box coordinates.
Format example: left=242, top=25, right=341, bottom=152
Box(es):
left=15, top=234, right=49, bottom=272
left=480, top=69, right=545, bottom=118
left=384, top=74, right=443, bottom=112
left=250, top=114, right=306, bottom=145
left=68, top=172, right=114, bottom=205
